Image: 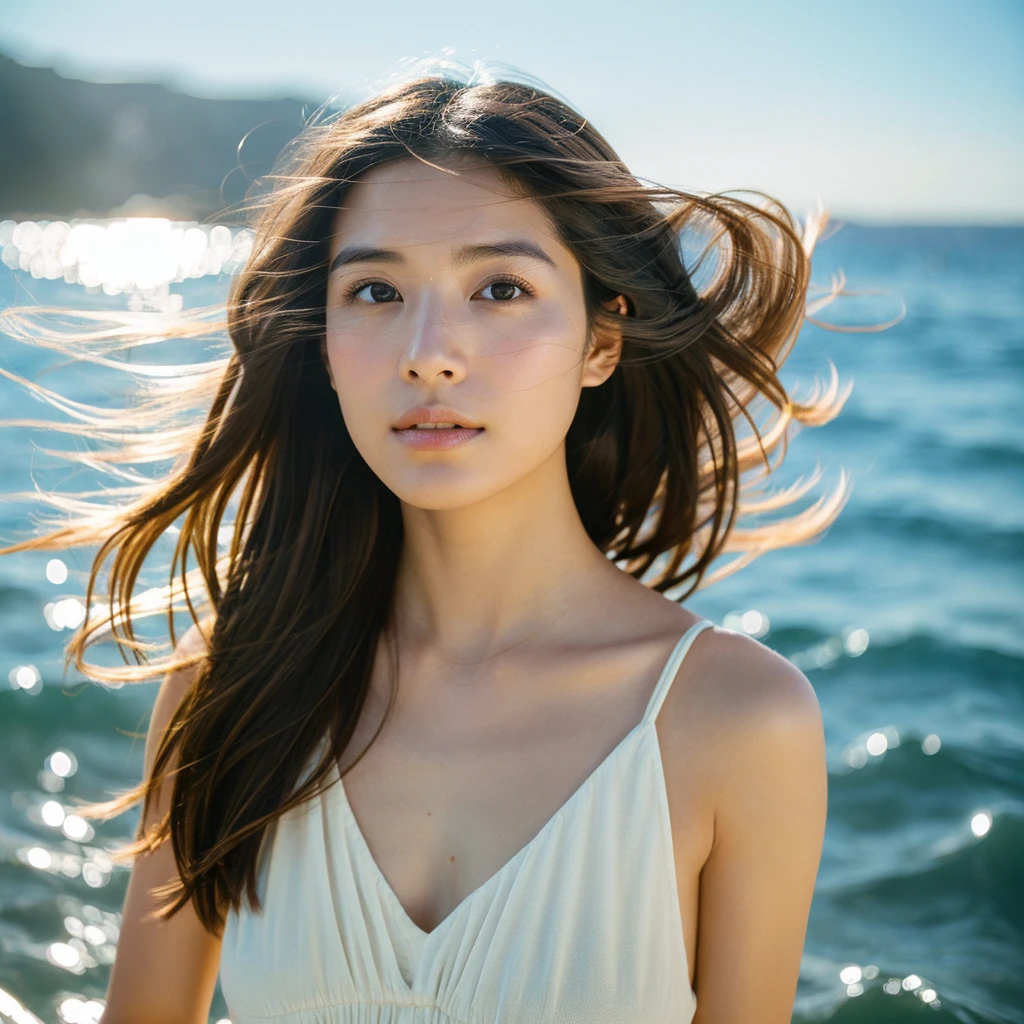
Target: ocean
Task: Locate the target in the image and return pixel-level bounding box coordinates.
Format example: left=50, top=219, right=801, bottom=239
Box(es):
left=0, top=221, right=1020, bottom=1024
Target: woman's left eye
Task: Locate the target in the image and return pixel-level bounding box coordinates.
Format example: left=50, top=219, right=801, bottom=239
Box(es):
left=477, top=280, right=526, bottom=301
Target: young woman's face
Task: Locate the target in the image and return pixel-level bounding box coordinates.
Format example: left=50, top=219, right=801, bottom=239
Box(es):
left=322, top=157, right=620, bottom=510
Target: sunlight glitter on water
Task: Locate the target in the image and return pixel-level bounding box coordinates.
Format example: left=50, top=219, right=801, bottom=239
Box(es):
left=840, top=725, right=901, bottom=770
left=833, top=961, right=942, bottom=1008
left=0, top=218, right=253, bottom=312
left=42, top=597, right=87, bottom=632
left=45, top=558, right=68, bottom=584
left=56, top=998, right=105, bottom=1024
left=0, top=984, right=45, bottom=1024
left=970, top=811, right=992, bottom=837
left=722, top=608, right=771, bottom=637
left=47, top=750, right=78, bottom=778
left=7, top=665, right=41, bottom=694
left=787, top=626, right=871, bottom=671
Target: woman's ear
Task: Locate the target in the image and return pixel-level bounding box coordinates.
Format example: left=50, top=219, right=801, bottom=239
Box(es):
left=320, top=336, right=337, bottom=392
left=581, top=295, right=627, bottom=388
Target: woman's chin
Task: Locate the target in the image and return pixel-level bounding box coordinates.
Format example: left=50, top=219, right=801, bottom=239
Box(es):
left=387, top=473, right=509, bottom=513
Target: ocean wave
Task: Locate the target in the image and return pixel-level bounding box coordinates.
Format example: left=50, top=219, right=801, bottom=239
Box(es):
left=826, top=809, right=1023, bottom=922
left=771, top=627, right=1024, bottom=675
left=796, top=981, right=1004, bottom=1024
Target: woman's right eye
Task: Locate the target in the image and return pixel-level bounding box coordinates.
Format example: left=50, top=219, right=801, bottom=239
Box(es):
left=352, top=282, right=402, bottom=304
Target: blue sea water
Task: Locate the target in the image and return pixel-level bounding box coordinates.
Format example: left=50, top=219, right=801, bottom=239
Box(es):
left=0, top=223, right=1021, bottom=1024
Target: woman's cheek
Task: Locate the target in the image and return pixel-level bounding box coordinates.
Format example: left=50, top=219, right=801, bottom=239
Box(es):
left=491, top=340, right=582, bottom=395
left=326, top=324, right=395, bottom=389
left=473, top=309, right=586, bottom=396
left=323, top=336, right=393, bottom=447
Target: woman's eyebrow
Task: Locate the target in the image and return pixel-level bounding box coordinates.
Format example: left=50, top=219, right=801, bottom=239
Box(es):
left=330, top=245, right=404, bottom=274
left=329, top=239, right=557, bottom=275
left=450, top=240, right=557, bottom=269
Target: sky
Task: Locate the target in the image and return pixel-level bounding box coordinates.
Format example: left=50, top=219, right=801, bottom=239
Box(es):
left=2, top=0, right=1021, bottom=225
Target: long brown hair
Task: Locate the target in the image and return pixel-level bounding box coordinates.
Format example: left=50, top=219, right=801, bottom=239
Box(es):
left=0, top=70, right=890, bottom=933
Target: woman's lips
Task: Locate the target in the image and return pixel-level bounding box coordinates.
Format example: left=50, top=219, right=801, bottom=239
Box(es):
left=392, top=425, right=485, bottom=450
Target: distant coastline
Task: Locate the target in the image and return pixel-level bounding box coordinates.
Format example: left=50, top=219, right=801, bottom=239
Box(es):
left=0, top=53, right=315, bottom=222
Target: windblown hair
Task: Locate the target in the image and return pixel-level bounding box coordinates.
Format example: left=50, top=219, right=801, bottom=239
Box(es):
left=0, top=69, right=889, bottom=933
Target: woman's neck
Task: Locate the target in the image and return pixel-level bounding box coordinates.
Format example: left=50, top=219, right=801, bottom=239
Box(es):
left=393, top=445, right=613, bottom=661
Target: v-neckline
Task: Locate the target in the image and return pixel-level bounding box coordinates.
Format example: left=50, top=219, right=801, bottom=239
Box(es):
left=325, top=618, right=710, bottom=944
left=330, top=718, right=653, bottom=941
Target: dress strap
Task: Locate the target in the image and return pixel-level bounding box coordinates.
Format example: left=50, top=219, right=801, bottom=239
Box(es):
left=642, top=619, right=714, bottom=724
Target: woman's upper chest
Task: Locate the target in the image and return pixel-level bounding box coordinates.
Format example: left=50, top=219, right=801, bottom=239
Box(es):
left=335, top=627, right=718, bottom=981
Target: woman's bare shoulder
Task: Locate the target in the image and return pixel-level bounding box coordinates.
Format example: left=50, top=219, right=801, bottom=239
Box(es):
left=657, top=619, right=825, bottom=794
left=604, top=578, right=819, bottom=737
left=683, top=623, right=821, bottom=728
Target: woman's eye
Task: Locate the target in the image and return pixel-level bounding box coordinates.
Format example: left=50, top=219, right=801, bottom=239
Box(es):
left=353, top=282, right=401, bottom=303
left=478, top=280, right=523, bottom=301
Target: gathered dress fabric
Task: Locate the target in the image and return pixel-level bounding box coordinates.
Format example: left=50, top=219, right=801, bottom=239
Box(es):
left=219, top=619, right=713, bottom=1023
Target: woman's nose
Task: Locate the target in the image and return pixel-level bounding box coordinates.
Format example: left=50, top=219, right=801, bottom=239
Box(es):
left=398, top=305, right=468, bottom=386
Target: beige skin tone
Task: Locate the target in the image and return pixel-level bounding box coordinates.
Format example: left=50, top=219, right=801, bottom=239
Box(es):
left=104, top=158, right=827, bottom=1024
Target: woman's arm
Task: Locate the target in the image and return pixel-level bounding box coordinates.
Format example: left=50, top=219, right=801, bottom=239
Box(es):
left=102, top=619, right=223, bottom=1024
left=690, top=638, right=829, bottom=1024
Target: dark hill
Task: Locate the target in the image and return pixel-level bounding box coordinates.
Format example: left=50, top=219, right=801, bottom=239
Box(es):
left=0, top=53, right=315, bottom=220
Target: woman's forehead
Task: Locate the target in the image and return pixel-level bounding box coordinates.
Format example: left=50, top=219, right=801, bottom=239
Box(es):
left=328, top=158, right=567, bottom=264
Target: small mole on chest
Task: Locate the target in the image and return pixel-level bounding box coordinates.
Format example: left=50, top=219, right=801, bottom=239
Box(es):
left=424, top=811, right=456, bottom=861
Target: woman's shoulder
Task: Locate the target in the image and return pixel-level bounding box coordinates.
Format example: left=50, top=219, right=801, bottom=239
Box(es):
left=679, top=620, right=820, bottom=728
left=655, top=613, right=827, bottom=862
left=601, top=577, right=819, bottom=731
left=656, top=612, right=825, bottom=787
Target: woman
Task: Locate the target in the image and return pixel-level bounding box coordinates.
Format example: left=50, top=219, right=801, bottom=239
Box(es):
left=3, top=71, right=847, bottom=1022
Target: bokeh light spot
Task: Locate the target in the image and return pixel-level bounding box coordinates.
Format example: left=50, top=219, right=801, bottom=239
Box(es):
left=865, top=731, right=888, bottom=756
left=970, top=811, right=992, bottom=837
left=62, top=815, right=94, bottom=842
left=26, top=847, right=52, bottom=870
left=58, top=996, right=105, bottom=1023
left=41, top=800, right=65, bottom=827
left=722, top=609, right=770, bottom=638
left=48, top=750, right=78, bottom=778
left=46, top=941, right=81, bottom=971
left=46, top=558, right=68, bottom=584
left=9, top=664, right=42, bottom=694
left=842, top=627, right=869, bottom=656
left=0, top=985, right=46, bottom=1024
left=43, top=597, right=87, bottom=632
